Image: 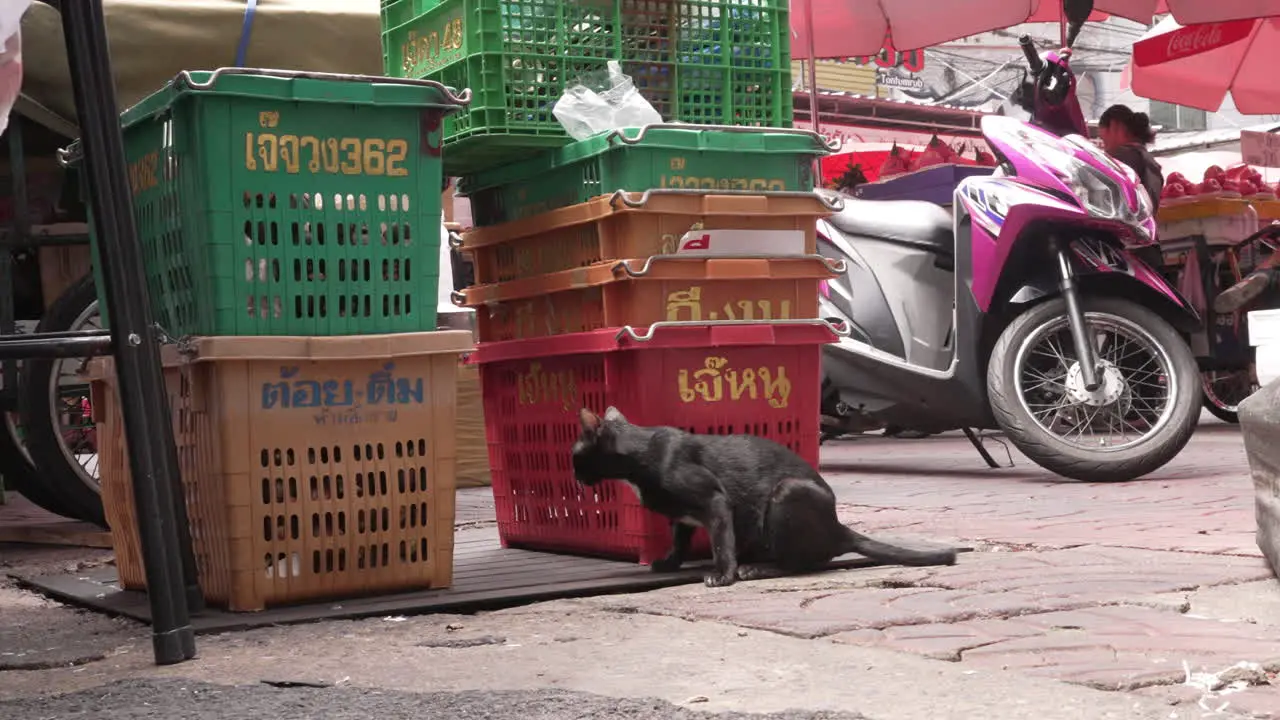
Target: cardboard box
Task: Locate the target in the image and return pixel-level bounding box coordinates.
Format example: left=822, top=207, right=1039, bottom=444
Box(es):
left=455, top=363, right=490, bottom=488
left=35, top=224, right=92, bottom=309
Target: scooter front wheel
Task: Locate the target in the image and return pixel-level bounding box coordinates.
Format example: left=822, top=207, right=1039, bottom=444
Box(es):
left=987, top=296, right=1201, bottom=482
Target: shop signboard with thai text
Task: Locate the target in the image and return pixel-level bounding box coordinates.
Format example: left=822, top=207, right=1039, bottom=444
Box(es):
left=851, top=34, right=926, bottom=73
left=792, top=120, right=975, bottom=155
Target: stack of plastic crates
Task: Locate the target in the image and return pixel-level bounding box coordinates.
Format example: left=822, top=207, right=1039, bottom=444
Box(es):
left=380, top=0, right=793, bottom=175
left=452, top=124, right=844, bottom=564
left=79, top=69, right=478, bottom=612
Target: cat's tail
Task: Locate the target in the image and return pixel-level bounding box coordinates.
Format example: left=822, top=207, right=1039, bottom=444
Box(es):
left=841, top=526, right=957, bottom=567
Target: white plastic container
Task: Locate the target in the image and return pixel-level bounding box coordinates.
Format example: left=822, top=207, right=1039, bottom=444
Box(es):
left=438, top=214, right=475, bottom=333
left=1159, top=212, right=1260, bottom=251
left=1249, top=308, right=1280, bottom=387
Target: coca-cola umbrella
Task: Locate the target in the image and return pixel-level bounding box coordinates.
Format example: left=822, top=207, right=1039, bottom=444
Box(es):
left=1129, top=16, right=1280, bottom=113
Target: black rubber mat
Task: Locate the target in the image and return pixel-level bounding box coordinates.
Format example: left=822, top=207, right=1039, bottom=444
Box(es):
left=13, top=527, right=887, bottom=634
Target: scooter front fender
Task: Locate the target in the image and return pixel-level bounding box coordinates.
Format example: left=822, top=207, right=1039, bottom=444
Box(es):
left=1006, top=241, right=1201, bottom=334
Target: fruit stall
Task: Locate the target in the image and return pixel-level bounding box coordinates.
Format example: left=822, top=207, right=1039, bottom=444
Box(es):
left=1155, top=160, right=1279, bottom=422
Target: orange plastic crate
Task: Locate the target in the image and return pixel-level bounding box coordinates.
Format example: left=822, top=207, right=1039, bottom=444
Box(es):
left=457, top=190, right=838, bottom=284
left=1157, top=197, right=1253, bottom=223
left=456, top=255, right=842, bottom=342
left=89, top=331, right=473, bottom=612
left=1254, top=200, right=1280, bottom=222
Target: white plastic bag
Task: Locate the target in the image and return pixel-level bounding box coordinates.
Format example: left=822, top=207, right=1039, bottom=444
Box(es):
left=552, top=60, right=661, bottom=141
left=0, top=1, right=31, bottom=139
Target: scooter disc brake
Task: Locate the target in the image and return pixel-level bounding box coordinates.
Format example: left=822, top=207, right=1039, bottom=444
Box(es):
left=1063, top=360, right=1126, bottom=408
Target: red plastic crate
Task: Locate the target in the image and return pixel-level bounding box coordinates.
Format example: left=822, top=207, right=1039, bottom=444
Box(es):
left=471, top=322, right=835, bottom=564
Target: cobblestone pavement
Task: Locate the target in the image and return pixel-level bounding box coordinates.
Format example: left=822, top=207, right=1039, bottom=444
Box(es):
left=579, top=417, right=1280, bottom=717
left=821, top=422, right=1258, bottom=557
left=0, top=679, right=870, bottom=720
left=2, top=415, right=1278, bottom=718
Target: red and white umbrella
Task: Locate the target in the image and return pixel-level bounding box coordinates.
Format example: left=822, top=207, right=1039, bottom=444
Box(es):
left=1026, top=0, right=1161, bottom=22
left=790, top=0, right=1280, bottom=61
left=1130, top=16, right=1280, bottom=113
left=791, top=0, right=1169, bottom=60
left=1164, top=0, right=1280, bottom=24
left=787, top=0, right=1280, bottom=159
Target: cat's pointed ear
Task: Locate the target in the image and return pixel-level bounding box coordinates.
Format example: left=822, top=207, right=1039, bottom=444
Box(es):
left=579, top=408, right=602, bottom=434
left=603, top=406, right=628, bottom=425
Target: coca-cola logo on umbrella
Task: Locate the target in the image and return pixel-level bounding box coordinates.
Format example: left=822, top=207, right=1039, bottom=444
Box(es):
left=1133, top=19, right=1256, bottom=66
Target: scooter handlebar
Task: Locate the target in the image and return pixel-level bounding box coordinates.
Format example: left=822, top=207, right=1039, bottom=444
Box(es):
left=1019, top=35, right=1044, bottom=75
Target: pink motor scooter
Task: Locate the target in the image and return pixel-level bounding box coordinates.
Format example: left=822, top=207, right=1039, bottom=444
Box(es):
left=817, top=0, right=1202, bottom=482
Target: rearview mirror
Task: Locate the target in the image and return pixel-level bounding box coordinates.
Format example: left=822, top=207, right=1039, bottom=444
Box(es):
left=1063, top=0, right=1093, bottom=47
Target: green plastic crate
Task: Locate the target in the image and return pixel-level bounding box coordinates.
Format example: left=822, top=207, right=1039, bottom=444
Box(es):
left=380, top=0, right=792, bottom=176
left=76, top=69, right=468, bottom=337
left=457, top=124, right=833, bottom=226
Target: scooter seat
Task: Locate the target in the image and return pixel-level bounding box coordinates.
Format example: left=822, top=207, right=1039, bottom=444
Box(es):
left=828, top=198, right=954, bottom=256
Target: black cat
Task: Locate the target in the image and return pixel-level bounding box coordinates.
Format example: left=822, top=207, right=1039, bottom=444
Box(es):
left=572, top=407, right=957, bottom=587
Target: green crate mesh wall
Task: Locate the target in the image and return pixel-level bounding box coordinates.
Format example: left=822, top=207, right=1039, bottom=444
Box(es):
left=94, top=88, right=451, bottom=336
left=382, top=0, right=792, bottom=174
left=457, top=126, right=826, bottom=226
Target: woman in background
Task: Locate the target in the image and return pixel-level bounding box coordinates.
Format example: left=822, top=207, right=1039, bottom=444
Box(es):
left=1097, top=104, right=1165, bottom=213
left=1094, top=103, right=1280, bottom=315
left=1096, top=104, right=1168, bottom=275
left=1094, top=106, right=1277, bottom=314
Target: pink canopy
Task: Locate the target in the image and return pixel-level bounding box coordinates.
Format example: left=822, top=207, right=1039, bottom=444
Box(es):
left=0, top=0, right=28, bottom=138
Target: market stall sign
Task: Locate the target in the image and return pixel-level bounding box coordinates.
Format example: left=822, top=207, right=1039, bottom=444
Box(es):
left=877, top=69, right=925, bottom=91
left=1242, top=130, right=1280, bottom=169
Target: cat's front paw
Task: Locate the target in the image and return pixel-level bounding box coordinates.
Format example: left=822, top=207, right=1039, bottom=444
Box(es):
left=703, top=572, right=737, bottom=588
left=651, top=556, right=683, bottom=573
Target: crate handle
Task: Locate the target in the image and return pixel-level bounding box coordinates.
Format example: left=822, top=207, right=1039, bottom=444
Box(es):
left=608, top=188, right=845, bottom=212
left=174, top=68, right=473, bottom=106
left=612, top=254, right=847, bottom=278
left=607, top=124, right=841, bottom=152
left=615, top=318, right=851, bottom=343
left=447, top=230, right=465, bottom=249
left=57, top=71, right=472, bottom=165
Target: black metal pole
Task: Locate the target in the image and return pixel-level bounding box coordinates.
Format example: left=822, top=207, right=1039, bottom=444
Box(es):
left=55, top=5, right=206, bottom=620
left=1, top=116, right=23, bottom=395
left=0, top=333, right=112, bottom=360
left=58, top=0, right=196, bottom=665
left=0, top=328, right=110, bottom=341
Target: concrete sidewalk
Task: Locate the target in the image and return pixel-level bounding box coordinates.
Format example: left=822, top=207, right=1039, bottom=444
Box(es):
left=1, top=416, right=1277, bottom=719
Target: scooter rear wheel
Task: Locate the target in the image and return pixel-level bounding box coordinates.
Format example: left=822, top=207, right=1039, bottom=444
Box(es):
left=17, top=275, right=105, bottom=526
left=987, top=296, right=1201, bottom=482
left=1201, top=369, right=1257, bottom=424
left=2, top=406, right=79, bottom=518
